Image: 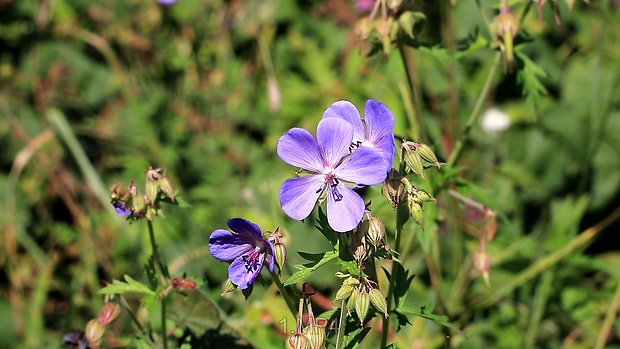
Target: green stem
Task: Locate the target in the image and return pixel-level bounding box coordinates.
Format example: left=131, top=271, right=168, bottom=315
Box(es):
left=397, top=42, right=425, bottom=141
left=380, top=213, right=404, bottom=348
left=270, top=270, right=297, bottom=317
left=147, top=221, right=167, bottom=349
left=335, top=300, right=347, bottom=349
left=445, top=52, right=501, bottom=170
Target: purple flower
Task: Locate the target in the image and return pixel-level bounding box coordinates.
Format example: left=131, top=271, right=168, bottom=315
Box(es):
left=157, top=0, right=178, bottom=5
left=112, top=201, right=132, bottom=216
left=322, top=99, right=396, bottom=173
left=209, top=218, right=275, bottom=290
left=277, top=117, right=387, bottom=232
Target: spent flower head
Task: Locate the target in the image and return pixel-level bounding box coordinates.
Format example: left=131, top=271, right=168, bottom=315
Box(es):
left=209, top=218, right=275, bottom=290
left=277, top=116, right=387, bottom=232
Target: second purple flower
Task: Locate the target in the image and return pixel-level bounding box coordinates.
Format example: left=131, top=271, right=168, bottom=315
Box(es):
left=277, top=116, right=387, bottom=232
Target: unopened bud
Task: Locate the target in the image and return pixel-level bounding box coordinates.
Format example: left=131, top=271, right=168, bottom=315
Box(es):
left=473, top=250, right=492, bottom=287
left=129, top=194, right=146, bottom=214
left=286, top=333, right=311, bottom=349
left=354, top=17, right=375, bottom=40
left=343, top=277, right=360, bottom=287
left=368, top=288, right=388, bottom=317
left=416, top=143, right=441, bottom=168
left=145, top=180, right=159, bottom=203
left=494, top=4, right=519, bottom=69
left=408, top=197, right=424, bottom=228
left=109, top=182, right=129, bottom=201
left=412, top=189, right=436, bottom=204
left=402, top=142, right=426, bottom=180
left=274, top=242, right=287, bottom=272
left=84, top=319, right=106, bottom=348
left=97, top=303, right=121, bottom=326
left=335, top=284, right=354, bottom=302
left=303, top=325, right=325, bottom=349
left=366, top=217, right=386, bottom=247
left=355, top=290, right=370, bottom=324
left=156, top=176, right=175, bottom=202
left=351, top=229, right=367, bottom=263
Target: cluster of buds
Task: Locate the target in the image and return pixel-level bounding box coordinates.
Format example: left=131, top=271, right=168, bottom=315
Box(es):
left=286, top=298, right=326, bottom=349
left=354, top=0, right=426, bottom=57
left=63, top=302, right=121, bottom=349
left=334, top=275, right=388, bottom=325
left=493, top=1, right=520, bottom=72
left=400, top=140, right=441, bottom=180
left=351, top=209, right=391, bottom=268
left=109, top=166, right=176, bottom=221
left=383, top=169, right=436, bottom=228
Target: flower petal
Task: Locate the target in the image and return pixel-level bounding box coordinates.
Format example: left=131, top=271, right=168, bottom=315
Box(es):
left=228, top=253, right=264, bottom=290
left=326, top=183, right=365, bottom=232
left=322, top=100, right=365, bottom=144
left=209, top=229, right=254, bottom=262
left=277, top=128, right=324, bottom=172
left=335, top=148, right=387, bottom=186
left=364, top=99, right=395, bottom=143
left=370, top=132, right=396, bottom=172
left=266, top=240, right=276, bottom=273
left=227, top=218, right=262, bottom=240
left=279, top=176, right=324, bottom=220
left=316, top=117, right=354, bottom=167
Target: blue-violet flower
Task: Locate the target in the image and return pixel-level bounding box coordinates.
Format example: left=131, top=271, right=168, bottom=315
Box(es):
left=277, top=117, right=387, bottom=232
left=209, top=218, right=275, bottom=290
left=112, top=201, right=132, bottom=217
left=322, top=99, right=396, bottom=173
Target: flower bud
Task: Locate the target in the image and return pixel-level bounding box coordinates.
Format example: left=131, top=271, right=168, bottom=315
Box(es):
left=97, top=303, right=121, bottom=326
left=109, top=182, right=129, bottom=201
left=84, top=319, right=106, bottom=348
left=343, top=276, right=360, bottom=287
left=286, top=333, right=311, bottom=349
left=408, top=197, right=424, bottom=228
left=382, top=169, right=404, bottom=209
left=354, top=290, right=370, bottom=324
left=156, top=176, right=175, bottom=202
left=366, top=217, right=386, bottom=248
left=473, top=250, right=491, bottom=287
left=368, top=288, right=388, bottom=317
left=402, top=142, right=426, bottom=180
left=494, top=4, right=519, bottom=69
left=335, top=284, right=354, bottom=302
left=129, top=194, right=146, bottom=214
left=354, top=17, right=375, bottom=40
left=304, top=301, right=326, bottom=349
left=274, top=242, right=287, bottom=272
left=351, top=229, right=367, bottom=263
left=416, top=143, right=441, bottom=168
left=412, top=189, right=436, bottom=204
left=145, top=180, right=159, bottom=204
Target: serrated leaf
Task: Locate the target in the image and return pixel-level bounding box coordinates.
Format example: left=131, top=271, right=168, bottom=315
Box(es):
left=515, top=49, right=548, bottom=110
left=397, top=306, right=464, bottom=336
left=97, top=275, right=156, bottom=295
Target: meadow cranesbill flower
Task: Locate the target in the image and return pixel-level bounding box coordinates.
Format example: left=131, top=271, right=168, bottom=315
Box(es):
left=277, top=117, right=387, bottom=232
left=209, top=218, right=275, bottom=290
left=322, top=99, right=396, bottom=173
left=112, top=201, right=132, bottom=216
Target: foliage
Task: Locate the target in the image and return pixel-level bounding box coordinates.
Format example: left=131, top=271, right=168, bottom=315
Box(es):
left=1, top=0, right=620, bottom=348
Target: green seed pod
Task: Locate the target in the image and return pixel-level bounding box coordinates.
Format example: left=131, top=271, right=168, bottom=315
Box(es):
left=145, top=180, right=159, bottom=204
left=413, top=189, right=436, bottom=203
left=335, top=285, right=354, bottom=302
left=343, top=277, right=360, bottom=287
left=85, top=319, right=106, bottom=348
left=286, top=333, right=311, bottom=349
left=303, top=325, right=326, bottom=349
left=355, top=291, right=370, bottom=324
left=417, top=143, right=441, bottom=168
left=347, top=288, right=358, bottom=314
left=354, top=17, right=375, bottom=40
left=130, top=194, right=146, bottom=214
left=368, top=288, right=388, bottom=317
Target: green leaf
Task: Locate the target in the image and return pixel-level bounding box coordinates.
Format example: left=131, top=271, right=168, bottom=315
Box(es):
left=515, top=49, right=548, bottom=110
left=97, top=275, right=156, bottom=295
left=397, top=306, right=464, bottom=336
left=283, top=251, right=338, bottom=286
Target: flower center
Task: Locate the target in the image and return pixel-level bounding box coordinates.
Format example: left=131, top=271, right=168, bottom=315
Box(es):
left=243, top=245, right=264, bottom=271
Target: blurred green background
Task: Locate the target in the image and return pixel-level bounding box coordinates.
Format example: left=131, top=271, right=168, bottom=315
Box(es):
left=1, top=0, right=620, bottom=348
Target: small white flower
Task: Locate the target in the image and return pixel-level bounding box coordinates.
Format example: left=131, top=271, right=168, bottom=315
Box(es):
left=480, top=107, right=510, bottom=133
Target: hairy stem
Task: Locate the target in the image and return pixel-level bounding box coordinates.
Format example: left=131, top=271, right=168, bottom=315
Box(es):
left=270, top=270, right=298, bottom=317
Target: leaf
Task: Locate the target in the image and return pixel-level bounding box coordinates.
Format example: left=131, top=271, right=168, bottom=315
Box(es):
left=397, top=306, right=464, bottom=336
left=515, top=49, right=548, bottom=110
left=283, top=251, right=338, bottom=286
left=97, top=275, right=156, bottom=295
